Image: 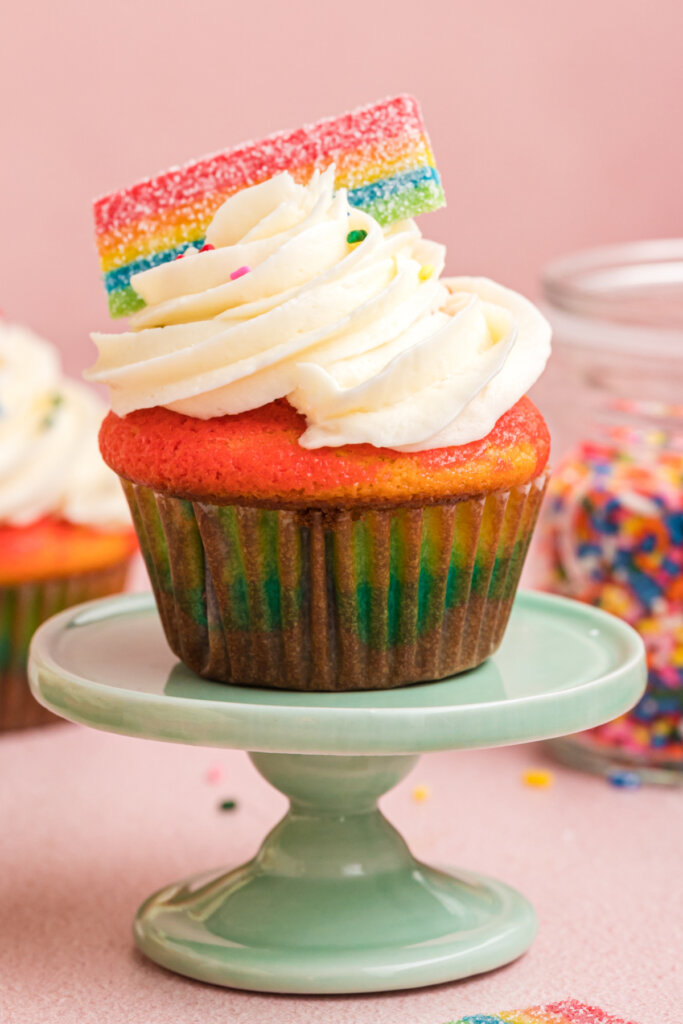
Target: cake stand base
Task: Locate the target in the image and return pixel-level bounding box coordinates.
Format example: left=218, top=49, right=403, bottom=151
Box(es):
left=134, top=752, right=535, bottom=993
left=28, top=591, right=647, bottom=994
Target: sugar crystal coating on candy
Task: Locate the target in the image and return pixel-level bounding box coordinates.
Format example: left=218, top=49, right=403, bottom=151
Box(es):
left=446, top=998, right=638, bottom=1023
left=93, top=95, right=445, bottom=317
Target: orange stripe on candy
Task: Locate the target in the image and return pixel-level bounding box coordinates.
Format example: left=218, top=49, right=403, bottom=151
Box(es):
left=96, top=134, right=435, bottom=271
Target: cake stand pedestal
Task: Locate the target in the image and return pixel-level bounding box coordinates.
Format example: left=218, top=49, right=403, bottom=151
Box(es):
left=28, top=591, right=645, bottom=995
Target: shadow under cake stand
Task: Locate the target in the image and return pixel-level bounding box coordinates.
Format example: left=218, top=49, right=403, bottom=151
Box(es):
left=28, top=590, right=645, bottom=995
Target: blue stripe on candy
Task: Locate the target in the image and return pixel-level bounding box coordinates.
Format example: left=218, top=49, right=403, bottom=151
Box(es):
left=449, top=1016, right=507, bottom=1024
left=104, top=165, right=444, bottom=300
left=104, top=238, right=206, bottom=294
left=346, top=165, right=443, bottom=208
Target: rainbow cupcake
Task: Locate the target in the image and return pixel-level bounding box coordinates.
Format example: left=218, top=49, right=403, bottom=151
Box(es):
left=0, top=321, right=136, bottom=728
left=88, top=123, right=551, bottom=691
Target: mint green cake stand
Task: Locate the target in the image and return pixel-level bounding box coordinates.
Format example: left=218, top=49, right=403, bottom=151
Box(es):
left=28, top=590, right=645, bottom=995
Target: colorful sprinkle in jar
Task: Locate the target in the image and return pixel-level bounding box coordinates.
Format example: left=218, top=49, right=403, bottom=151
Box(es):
left=534, top=240, right=683, bottom=784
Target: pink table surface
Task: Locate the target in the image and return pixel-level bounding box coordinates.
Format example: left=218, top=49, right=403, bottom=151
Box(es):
left=0, top=717, right=681, bottom=1024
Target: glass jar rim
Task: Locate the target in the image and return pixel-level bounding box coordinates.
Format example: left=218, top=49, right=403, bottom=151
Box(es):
left=542, top=238, right=683, bottom=359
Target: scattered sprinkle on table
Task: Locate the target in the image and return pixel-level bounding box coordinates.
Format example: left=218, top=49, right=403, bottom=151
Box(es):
left=522, top=769, right=554, bottom=788
left=206, top=764, right=224, bottom=784
left=607, top=769, right=642, bottom=789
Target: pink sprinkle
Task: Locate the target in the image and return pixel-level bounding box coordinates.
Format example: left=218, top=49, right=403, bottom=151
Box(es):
left=200, top=243, right=215, bottom=252
left=230, top=265, right=250, bottom=281
left=206, top=764, right=224, bottom=784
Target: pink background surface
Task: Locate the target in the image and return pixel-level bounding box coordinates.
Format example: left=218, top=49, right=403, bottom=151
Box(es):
left=2, top=0, right=683, bottom=376
left=1, top=723, right=680, bottom=1024
left=2, top=6, right=683, bottom=1021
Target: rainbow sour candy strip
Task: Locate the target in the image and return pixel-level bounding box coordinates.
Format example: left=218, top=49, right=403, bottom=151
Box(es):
left=94, top=94, right=445, bottom=317
left=446, top=998, right=638, bottom=1024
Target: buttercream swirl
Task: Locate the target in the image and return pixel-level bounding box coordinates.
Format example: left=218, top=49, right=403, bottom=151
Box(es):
left=88, top=167, right=550, bottom=450
left=0, top=322, right=131, bottom=526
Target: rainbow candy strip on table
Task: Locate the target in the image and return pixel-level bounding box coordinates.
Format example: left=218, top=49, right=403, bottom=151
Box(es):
left=446, top=999, right=638, bottom=1024
left=93, top=94, right=445, bottom=317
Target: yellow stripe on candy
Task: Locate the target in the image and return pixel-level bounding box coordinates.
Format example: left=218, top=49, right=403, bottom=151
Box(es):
left=97, top=136, right=435, bottom=271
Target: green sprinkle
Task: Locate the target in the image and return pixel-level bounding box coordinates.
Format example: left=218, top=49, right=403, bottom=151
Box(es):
left=41, top=393, right=64, bottom=430
left=346, top=229, right=368, bottom=245
left=219, top=799, right=237, bottom=812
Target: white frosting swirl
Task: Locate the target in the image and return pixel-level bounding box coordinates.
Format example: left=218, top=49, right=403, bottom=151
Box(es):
left=0, top=323, right=131, bottom=527
left=88, top=167, right=551, bottom=450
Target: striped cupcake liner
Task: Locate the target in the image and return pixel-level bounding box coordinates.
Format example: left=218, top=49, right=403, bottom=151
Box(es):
left=0, top=561, right=131, bottom=731
left=124, top=476, right=547, bottom=692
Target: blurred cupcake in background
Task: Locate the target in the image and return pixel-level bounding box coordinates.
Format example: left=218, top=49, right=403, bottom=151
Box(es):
left=0, top=319, right=136, bottom=730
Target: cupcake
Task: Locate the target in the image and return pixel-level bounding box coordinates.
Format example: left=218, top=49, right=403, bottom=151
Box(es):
left=88, top=165, right=551, bottom=691
left=0, top=321, right=136, bottom=728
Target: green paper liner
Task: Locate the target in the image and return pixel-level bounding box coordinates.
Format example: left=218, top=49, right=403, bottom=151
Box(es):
left=123, top=477, right=547, bottom=691
left=0, top=561, right=131, bottom=731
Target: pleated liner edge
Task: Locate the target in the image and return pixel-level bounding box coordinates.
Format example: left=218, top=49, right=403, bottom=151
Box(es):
left=0, top=560, right=131, bottom=730
left=123, top=476, right=547, bottom=691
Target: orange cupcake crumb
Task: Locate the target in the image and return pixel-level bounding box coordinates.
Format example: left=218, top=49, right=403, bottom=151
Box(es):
left=99, top=397, right=549, bottom=507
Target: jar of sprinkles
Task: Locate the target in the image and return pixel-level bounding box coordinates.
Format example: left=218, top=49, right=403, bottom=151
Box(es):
left=535, top=240, right=683, bottom=784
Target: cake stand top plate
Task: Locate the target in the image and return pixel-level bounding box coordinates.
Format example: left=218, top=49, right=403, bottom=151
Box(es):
left=28, top=591, right=646, bottom=756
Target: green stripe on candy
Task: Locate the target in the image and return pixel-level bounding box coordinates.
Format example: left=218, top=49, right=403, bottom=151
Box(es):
left=353, top=178, right=445, bottom=227
left=108, top=284, right=145, bottom=318
left=104, top=169, right=445, bottom=318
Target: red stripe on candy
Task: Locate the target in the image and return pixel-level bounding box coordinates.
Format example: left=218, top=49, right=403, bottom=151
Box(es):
left=93, top=95, right=426, bottom=235
left=528, top=999, right=640, bottom=1024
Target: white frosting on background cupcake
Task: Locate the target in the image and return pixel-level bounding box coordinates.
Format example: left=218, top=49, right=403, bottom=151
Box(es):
left=0, top=322, right=130, bottom=527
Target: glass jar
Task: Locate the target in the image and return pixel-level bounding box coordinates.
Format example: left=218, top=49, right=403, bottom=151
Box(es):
left=533, top=240, right=683, bottom=784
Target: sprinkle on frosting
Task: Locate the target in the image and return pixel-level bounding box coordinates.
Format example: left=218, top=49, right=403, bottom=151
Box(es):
left=229, top=265, right=250, bottom=280
left=89, top=167, right=551, bottom=452
left=93, top=95, right=445, bottom=317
